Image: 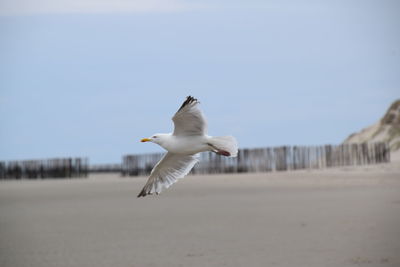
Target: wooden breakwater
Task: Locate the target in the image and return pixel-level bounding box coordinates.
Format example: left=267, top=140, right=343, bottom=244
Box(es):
left=89, top=164, right=122, bottom=173
left=122, top=142, right=390, bottom=176
left=0, top=158, right=89, bottom=179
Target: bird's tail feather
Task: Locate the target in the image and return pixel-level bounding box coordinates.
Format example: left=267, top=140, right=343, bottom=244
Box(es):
left=208, top=136, right=238, bottom=157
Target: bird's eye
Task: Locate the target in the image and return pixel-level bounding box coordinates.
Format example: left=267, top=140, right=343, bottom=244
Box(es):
left=152, top=136, right=157, bottom=138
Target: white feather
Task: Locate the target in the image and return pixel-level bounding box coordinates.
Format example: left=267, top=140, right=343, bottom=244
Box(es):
left=137, top=153, right=199, bottom=197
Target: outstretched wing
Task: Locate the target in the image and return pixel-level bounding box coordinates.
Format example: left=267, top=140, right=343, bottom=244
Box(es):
left=172, top=96, right=208, bottom=136
left=137, top=153, right=199, bottom=197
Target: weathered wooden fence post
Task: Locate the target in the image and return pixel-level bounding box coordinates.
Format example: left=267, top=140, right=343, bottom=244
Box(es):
left=0, top=157, right=89, bottom=179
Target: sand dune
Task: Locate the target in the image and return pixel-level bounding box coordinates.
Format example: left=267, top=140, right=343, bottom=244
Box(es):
left=344, top=99, right=400, bottom=151
left=1, top=163, right=399, bottom=267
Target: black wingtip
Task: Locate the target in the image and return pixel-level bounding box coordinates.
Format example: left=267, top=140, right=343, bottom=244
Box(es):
left=137, top=189, right=147, bottom=198
left=178, top=96, right=198, bottom=112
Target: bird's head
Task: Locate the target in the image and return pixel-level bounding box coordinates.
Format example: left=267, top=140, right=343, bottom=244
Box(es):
left=140, top=133, right=169, bottom=145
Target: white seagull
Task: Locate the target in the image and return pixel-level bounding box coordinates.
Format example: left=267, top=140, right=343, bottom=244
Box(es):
left=138, top=96, right=238, bottom=197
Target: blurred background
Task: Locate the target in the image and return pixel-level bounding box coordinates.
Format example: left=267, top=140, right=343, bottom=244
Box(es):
left=0, top=0, right=399, bottom=164
left=1, top=2, right=400, bottom=267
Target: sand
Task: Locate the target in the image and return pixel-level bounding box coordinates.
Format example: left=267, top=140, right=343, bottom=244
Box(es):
left=1, top=163, right=400, bottom=267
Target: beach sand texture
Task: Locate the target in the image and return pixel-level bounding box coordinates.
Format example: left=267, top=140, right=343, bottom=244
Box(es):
left=1, top=162, right=400, bottom=267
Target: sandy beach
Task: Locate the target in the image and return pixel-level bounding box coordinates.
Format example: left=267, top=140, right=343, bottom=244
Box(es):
left=1, top=162, right=400, bottom=267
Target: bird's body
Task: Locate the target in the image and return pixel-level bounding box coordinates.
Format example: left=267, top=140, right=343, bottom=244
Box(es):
left=138, top=96, right=238, bottom=197
left=152, top=134, right=211, bottom=154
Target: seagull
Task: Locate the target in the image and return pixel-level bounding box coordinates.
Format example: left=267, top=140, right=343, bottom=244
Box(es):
left=138, top=96, right=238, bottom=197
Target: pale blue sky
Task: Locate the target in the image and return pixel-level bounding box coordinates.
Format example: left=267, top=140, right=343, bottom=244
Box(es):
left=0, top=0, right=399, bottom=163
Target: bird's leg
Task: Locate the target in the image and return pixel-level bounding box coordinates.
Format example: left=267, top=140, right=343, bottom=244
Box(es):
left=216, top=150, right=231, bottom=156
left=207, top=143, right=231, bottom=157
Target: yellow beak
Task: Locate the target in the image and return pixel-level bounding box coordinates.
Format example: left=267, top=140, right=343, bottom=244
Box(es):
left=141, top=138, right=151, bottom=142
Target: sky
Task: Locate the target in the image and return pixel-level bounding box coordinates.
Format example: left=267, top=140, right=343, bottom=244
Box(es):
left=0, top=0, right=399, bottom=164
